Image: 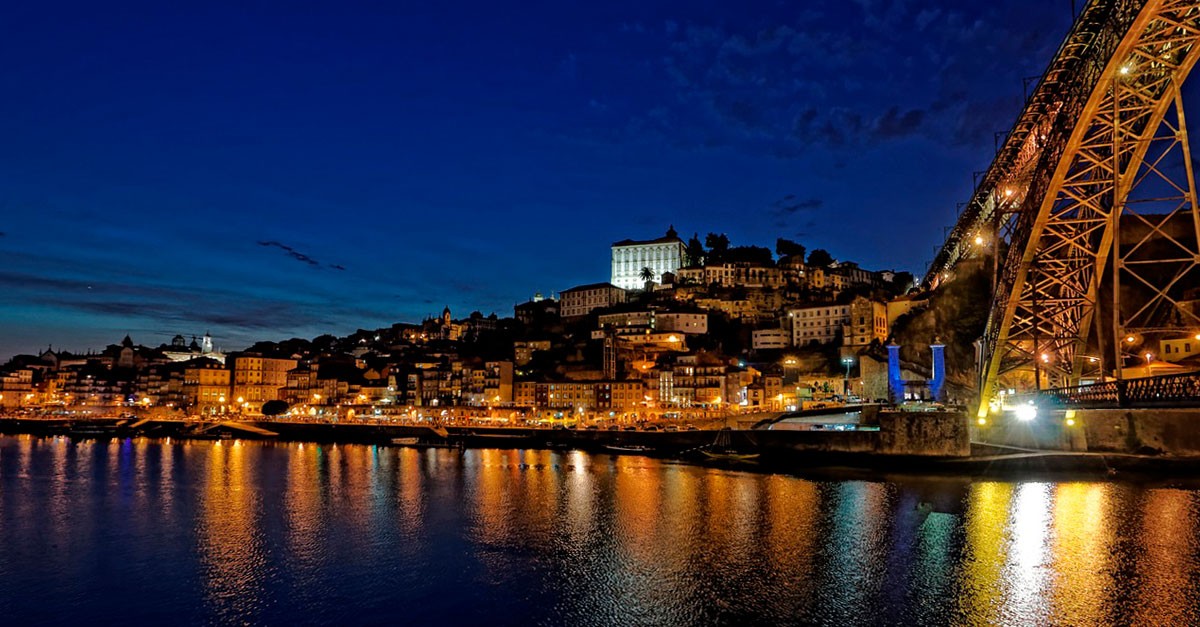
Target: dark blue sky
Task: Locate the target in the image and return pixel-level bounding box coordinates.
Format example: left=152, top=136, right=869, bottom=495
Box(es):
left=0, top=1, right=1081, bottom=357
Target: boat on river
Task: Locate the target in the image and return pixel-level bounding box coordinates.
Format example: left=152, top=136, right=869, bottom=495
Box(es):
left=699, top=428, right=759, bottom=462
left=699, top=449, right=760, bottom=462
left=604, top=444, right=654, bottom=454
left=66, top=423, right=120, bottom=439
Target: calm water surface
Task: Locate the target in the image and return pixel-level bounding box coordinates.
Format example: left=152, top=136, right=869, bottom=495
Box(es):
left=2, top=435, right=1200, bottom=626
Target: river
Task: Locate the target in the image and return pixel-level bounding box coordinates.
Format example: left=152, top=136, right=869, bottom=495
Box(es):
left=1, top=435, right=1199, bottom=625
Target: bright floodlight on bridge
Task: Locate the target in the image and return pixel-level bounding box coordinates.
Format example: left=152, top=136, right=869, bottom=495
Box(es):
left=1015, top=402, right=1037, bottom=422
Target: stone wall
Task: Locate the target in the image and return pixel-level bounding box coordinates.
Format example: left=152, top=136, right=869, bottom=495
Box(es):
left=973, top=408, right=1200, bottom=456
left=1078, top=409, right=1200, bottom=456
left=877, top=410, right=970, bottom=457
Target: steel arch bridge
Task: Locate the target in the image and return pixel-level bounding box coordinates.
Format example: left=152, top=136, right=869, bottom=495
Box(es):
left=925, top=0, right=1200, bottom=415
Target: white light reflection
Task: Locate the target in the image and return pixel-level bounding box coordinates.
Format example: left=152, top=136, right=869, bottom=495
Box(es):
left=1002, top=482, right=1053, bottom=624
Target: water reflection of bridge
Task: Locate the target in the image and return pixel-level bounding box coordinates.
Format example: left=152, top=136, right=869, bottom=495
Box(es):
left=925, top=0, right=1200, bottom=415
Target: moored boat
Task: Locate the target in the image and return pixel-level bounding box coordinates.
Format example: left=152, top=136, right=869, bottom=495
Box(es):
left=699, top=449, right=760, bottom=462
left=604, top=444, right=654, bottom=453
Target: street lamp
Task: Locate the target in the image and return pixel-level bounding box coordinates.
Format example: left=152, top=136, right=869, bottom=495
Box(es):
left=841, top=357, right=854, bottom=397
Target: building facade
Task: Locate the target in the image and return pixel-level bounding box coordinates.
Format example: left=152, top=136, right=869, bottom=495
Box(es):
left=229, top=353, right=299, bottom=410
left=844, top=297, right=889, bottom=348
left=789, top=304, right=852, bottom=346
left=560, top=283, right=627, bottom=318
left=610, top=227, right=687, bottom=291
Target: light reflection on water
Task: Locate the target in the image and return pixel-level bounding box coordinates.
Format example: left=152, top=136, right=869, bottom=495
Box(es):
left=1, top=434, right=1200, bottom=625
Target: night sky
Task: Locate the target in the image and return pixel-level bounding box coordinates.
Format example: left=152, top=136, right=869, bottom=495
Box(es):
left=1, top=1, right=1086, bottom=358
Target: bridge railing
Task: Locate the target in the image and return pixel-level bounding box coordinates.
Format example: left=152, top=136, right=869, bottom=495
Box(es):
left=1039, top=372, right=1200, bottom=408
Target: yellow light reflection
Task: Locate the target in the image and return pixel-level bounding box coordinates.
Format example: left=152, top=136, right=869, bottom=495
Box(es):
left=1049, top=483, right=1113, bottom=625
left=1131, top=488, right=1199, bottom=626
left=958, top=482, right=1015, bottom=618
left=197, top=441, right=267, bottom=617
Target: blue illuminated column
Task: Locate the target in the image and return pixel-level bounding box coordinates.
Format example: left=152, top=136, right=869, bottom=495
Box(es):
left=929, top=338, right=946, bottom=402
left=887, top=341, right=903, bottom=404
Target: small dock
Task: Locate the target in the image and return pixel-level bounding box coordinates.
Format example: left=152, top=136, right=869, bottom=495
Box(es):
left=199, top=421, right=280, bottom=438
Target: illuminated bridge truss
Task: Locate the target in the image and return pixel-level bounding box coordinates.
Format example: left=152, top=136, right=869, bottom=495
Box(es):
left=925, top=0, right=1200, bottom=414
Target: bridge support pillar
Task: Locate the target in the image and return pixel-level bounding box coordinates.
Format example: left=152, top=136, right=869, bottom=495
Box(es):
left=930, top=339, right=946, bottom=403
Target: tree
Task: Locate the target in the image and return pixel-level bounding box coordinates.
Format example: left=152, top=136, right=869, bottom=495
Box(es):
left=685, top=233, right=706, bottom=267
left=261, top=400, right=289, bottom=416
left=705, top=233, right=730, bottom=263
left=775, top=237, right=806, bottom=260
left=640, top=266, right=656, bottom=291
left=807, top=248, right=834, bottom=267
left=725, top=245, right=773, bottom=265
left=890, top=271, right=915, bottom=293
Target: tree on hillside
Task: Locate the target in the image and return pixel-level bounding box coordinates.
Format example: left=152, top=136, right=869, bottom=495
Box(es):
left=807, top=248, right=834, bottom=267
left=640, top=266, right=656, bottom=291
left=890, top=271, right=915, bottom=293
left=685, top=233, right=706, bottom=267
left=775, top=237, right=806, bottom=260
left=705, top=233, right=730, bottom=263
left=725, top=245, right=773, bottom=265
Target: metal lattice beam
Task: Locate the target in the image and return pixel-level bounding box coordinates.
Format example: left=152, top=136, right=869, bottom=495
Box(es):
left=928, top=0, right=1200, bottom=416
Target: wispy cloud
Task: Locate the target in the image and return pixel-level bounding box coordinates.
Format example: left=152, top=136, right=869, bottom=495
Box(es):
left=257, top=240, right=345, bottom=270
left=771, top=194, right=823, bottom=215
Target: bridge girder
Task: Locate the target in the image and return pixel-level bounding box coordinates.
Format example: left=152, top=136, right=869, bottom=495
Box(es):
left=927, top=0, right=1200, bottom=416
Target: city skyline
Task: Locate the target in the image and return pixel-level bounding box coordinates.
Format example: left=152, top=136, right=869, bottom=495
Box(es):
left=2, top=2, right=1083, bottom=357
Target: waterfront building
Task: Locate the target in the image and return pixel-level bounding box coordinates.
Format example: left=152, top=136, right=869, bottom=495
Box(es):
left=229, top=353, right=299, bottom=411
left=789, top=303, right=852, bottom=346
left=283, top=365, right=317, bottom=405
left=595, top=380, right=645, bottom=413
left=610, top=227, right=686, bottom=291
left=162, top=332, right=225, bottom=365
left=514, top=294, right=559, bottom=325
left=597, top=311, right=708, bottom=335
left=693, top=298, right=759, bottom=321
left=1160, top=335, right=1200, bottom=364
left=182, top=357, right=230, bottom=414
left=514, top=381, right=537, bottom=407
left=752, top=328, right=791, bottom=350
left=513, top=340, right=552, bottom=366
left=0, top=369, right=33, bottom=408
left=843, top=297, right=889, bottom=348
left=559, top=283, right=626, bottom=318
left=675, top=263, right=783, bottom=289
left=828, top=261, right=876, bottom=288
left=886, top=293, right=928, bottom=328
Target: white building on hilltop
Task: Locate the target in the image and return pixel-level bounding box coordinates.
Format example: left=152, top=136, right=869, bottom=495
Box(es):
left=611, top=226, right=686, bottom=291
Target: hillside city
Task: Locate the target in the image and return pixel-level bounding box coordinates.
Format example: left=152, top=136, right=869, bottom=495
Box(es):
left=1, top=227, right=947, bottom=421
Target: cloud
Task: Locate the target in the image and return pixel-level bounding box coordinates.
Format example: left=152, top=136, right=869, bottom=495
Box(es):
left=771, top=195, right=823, bottom=215
left=915, top=8, right=942, bottom=30
left=585, top=4, right=1068, bottom=161
left=871, top=106, right=925, bottom=139
left=256, top=240, right=332, bottom=269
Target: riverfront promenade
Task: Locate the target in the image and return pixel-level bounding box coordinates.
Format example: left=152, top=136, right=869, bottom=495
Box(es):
left=8, top=408, right=1200, bottom=476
